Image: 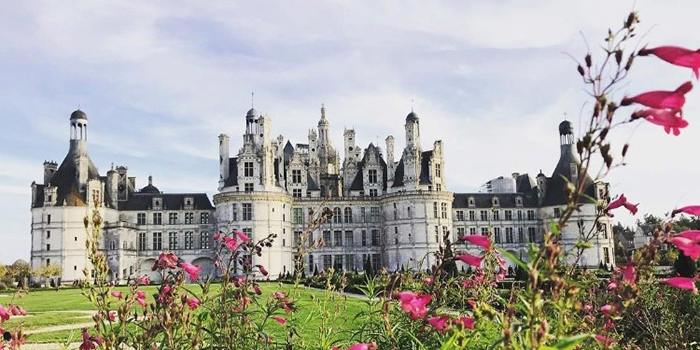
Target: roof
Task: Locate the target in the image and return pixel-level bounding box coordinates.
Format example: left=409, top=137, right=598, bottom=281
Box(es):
left=70, top=109, right=87, bottom=120
left=118, top=193, right=214, bottom=211
left=541, top=144, right=596, bottom=206
left=392, top=158, right=405, bottom=188
left=453, top=192, right=539, bottom=209
left=515, top=173, right=536, bottom=193
left=246, top=108, right=260, bottom=119
left=283, top=141, right=295, bottom=163
left=45, top=143, right=102, bottom=207
left=224, top=157, right=239, bottom=187
left=307, top=173, right=320, bottom=191
left=419, top=151, right=433, bottom=185
left=406, top=111, right=418, bottom=123
left=348, top=143, right=388, bottom=191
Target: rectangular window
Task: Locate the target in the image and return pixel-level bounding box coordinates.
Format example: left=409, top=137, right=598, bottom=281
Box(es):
left=493, top=210, right=500, bottom=220
left=242, top=204, right=252, bottom=221
left=441, top=203, right=448, bottom=219
left=372, top=254, right=381, bottom=270
left=153, top=232, right=162, bottom=250
left=370, top=207, right=380, bottom=222
left=291, top=170, right=302, bottom=184
left=457, top=227, right=465, bottom=236
left=371, top=229, right=380, bottom=246
left=368, top=169, right=378, bottom=183
left=137, top=213, right=146, bottom=225
left=244, top=183, right=254, bottom=192
left=153, top=213, right=162, bottom=225
left=243, top=228, right=252, bottom=241
left=169, top=232, right=178, bottom=250
left=308, top=255, right=314, bottom=272
left=169, top=213, right=178, bottom=225
left=481, top=227, right=489, bottom=236
left=602, top=225, right=609, bottom=239
left=469, top=210, right=475, bottom=221
left=345, top=254, right=355, bottom=270
left=47, top=214, right=51, bottom=224
left=361, top=230, right=367, bottom=246
left=184, top=231, right=194, bottom=249
left=528, top=227, right=536, bottom=243
left=46, top=230, right=51, bottom=239
left=293, top=208, right=303, bottom=224
left=553, top=207, right=562, bottom=218
left=505, top=227, right=513, bottom=243
left=480, top=210, right=488, bottom=221
left=360, top=207, right=367, bottom=222
left=334, top=254, right=344, bottom=270
left=200, top=212, right=209, bottom=224
left=323, top=255, right=332, bottom=270
left=603, top=247, right=610, bottom=265
left=244, top=162, right=254, bottom=177
left=232, top=204, right=238, bottom=221
left=456, top=210, right=464, bottom=221
left=494, top=228, right=502, bottom=244
left=185, top=212, right=194, bottom=224
left=334, top=230, right=342, bottom=247
left=369, top=189, right=378, bottom=197
left=505, top=210, right=512, bottom=221
left=518, top=227, right=524, bottom=243
left=433, top=202, right=438, bottom=218
left=323, top=231, right=331, bottom=246
left=345, top=230, right=354, bottom=246
left=294, top=231, right=301, bottom=246
left=200, top=231, right=210, bottom=249
left=517, top=210, right=523, bottom=221
left=469, top=227, right=477, bottom=235
left=527, top=210, right=535, bottom=220
left=435, top=163, right=441, bottom=178
left=46, top=244, right=51, bottom=251
left=138, top=232, right=147, bottom=250
left=292, top=189, right=302, bottom=198
left=394, top=227, right=399, bottom=244
left=344, top=208, right=353, bottom=223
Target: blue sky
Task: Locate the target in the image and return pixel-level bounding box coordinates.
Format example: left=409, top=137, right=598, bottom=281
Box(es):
left=1, top=1, right=699, bottom=263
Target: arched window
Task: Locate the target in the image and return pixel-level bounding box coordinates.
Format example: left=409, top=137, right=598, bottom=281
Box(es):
left=344, top=207, right=353, bottom=223
left=333, top=207, right=342, bottom=223
left=109, top=241, right=116, bottom=250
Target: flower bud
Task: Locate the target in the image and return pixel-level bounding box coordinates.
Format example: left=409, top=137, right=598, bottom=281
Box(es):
left=585, top=54, right=592, bottom=67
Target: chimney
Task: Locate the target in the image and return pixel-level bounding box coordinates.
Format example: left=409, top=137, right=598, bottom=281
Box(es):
left=43, top=161, right=58, bottom=184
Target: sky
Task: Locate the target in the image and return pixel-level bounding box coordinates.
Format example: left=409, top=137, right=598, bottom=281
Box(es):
left=1, top=1, right=699, bottom=264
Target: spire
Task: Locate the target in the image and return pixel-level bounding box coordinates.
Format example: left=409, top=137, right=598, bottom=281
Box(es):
left=251, top=92, right=254, bottom=108
left=148, top=175, right=153, bottom=186
left=321, top=103, right=326, bottom=119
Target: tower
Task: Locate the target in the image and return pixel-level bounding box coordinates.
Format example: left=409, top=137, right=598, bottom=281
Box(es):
left=218, top=134, right=230, bottom=190
left=402, top=111, right=421, bottom=189
left=69, top=110, right=90, bottom=190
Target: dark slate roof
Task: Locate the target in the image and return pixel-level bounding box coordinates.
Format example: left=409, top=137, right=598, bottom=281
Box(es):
left=453, top=192, right=539, bottom=209
left=224, top=157, right=238, bottom=187
left=283, top=141, right=294, bottom=164
left=33, top=184, right=45, bottom=208
left=70, top=109, right=87, bottom=120
left=542, top=145, right=596, bottom=206
left=118, top=193, right=214, bottom=211
left=419, top=150, right=433, bottom=185
left=515, top=173, right=536, bottom=193
left=307, top=173, right=320, bottom=191
left=392, top=158, right=405, bottom=188
left=140, top=184, right=160, bottom=194
left=348, top=143, right=388, bottom=191
left=406, top=111, right=418, bottom=123
left=47, top=144, right=102, bottom=207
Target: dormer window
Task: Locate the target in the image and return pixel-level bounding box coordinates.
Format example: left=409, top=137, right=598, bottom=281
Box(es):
left=152, top=197, right=162, bottom=210
left=516, top=197, right=523, bottom=207
left=492, top=197, right=500, bottom=207
left=468, top=197, right=475, bottom=207
left=184, top=197, right=194, bottom=210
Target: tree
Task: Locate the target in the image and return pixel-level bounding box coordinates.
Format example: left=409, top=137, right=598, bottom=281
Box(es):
left=36, top=264, right=62, bottom=279
left=673, top=250, right=696, bottom=277
left=9, top=259, right=31, bottom=288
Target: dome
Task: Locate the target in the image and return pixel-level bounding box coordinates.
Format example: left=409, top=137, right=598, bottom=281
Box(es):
left=406, top=111, right=419, bottom=123
left=70, top=109, right=88, bottom=120
left=141, top=176, right=160, bottom=194
left=246, top=108, right=260, bottom=119
left=559, top=120, right=573, bottom=135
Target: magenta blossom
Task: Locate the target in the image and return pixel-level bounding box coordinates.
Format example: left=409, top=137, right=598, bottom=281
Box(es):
left=639, top=46, right=700, bottom=79
left=453, top=316, right=475, bottom=329
left=0, top=305, right=10, bottom=321
left=422, top=277, right=434, bottom=285
left=213, top=232, right=222, bottom=241
left=456, top=254, right=485, bottom=267
left=677, top=230, right=700, bottom=242
left=253, top=283, right=262, bottom=295
left=152, top=252, right=179, bottom=271
left=224, top=236, right=238, bottom=250
left=394, top=291, right=431, bottom=320
left=179, top=262, right=203, bottom=281
left=427, top=315, right=450, bottom=333
left=595, top=334, right=613, bottom=346
left=136, top=298, right=148, bottom=307
left=272, top=316, right=286, bottom=325
left=621, top=81, right=692, bottom=110
left=136, top=276, right=150, bottom=286
left=633, top=108, right=690, bottom=136
left=662, top=276, right=698, bottom=294
left=110, top=291, right=122, bottom=299
left=621, top=262, right=636, bottom=285
left=345, top=342, right=377, bottom=350
left=257, top=265, right=268, bottom=276
left=600, top=304, right=614, bottom=316
left=673, top=205, right=700, bottom=217
left=135, top=290, right=147, bottom=300
left=9, top=305, right=26, bottom=316
left=669, top=236, right=700, bottom=260
left=79, top=328, right=104, bottom=350
left=187, top=297, right=200, bottom=310
left=460, top=235, right=492, bottom=250
left=606, top=194, right=639, bottom=215
left=235, top=231, right=250, bottom=243
left=108, top=311, right=116, bottom=322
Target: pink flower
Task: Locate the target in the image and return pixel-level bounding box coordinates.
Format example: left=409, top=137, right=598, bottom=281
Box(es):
left=669, top=236, right=700, bottom=260
left=257, top=265, right=268, bottom=276
left=456, top=254, right=485, bottom=267
left=633, top=108, right=689, bottom=136
left=253, top=283, right=262, bottom=295
left=467, top=300, right=476, bottom=308
left=673, top=205, right=700, bottom=217
left=638, top=46, right=700, bottom=79
left=110, top=291, right=122, bottom=299
left=427, top=315, right=450, bottom=333
left=677, top=230, right=700, bottom=242
left=460, top=235, right=492, bottom=249
left=606, top=194, right=639, bottom=215
left=224, top=236, right=238, bottom=250
left=422, top=277, right=434, bottom=285
left=152, top=252, right=179, bottom=271
left=662, top=276, right=698, bottom=294
left=79, top=328, right=103, bottom=350
left=346, top=343, right=376, bottom=350
left=583, top=304, right=593, bottom=312
left=0, top=305, right=10, bottom=321
left=272, top=316, right=286, bottom=325
left=135, top=290, right=147, bottom=300
left=136, top=276, right=150, bottom=286
left=607, top=281, right=618, bottom=291
left=274, top=292, right=286, bottom=300
left=179, top=262, right=203, bottom=281
left=595, top=334, right=613, bottom=346
left=187, top=297, right=200, bottom=310
left=108, top=311, right=116, bottom=322
left=453, top=316, right=475, bottom=329
left=394, top=291, right=431, bottom=320
left=213, top=232, right=222, bottom=241
left=235, top=231, right=250, bottom=243
left=9, top=305, right=26, bottom=316
left=600, top=304, right=614, bottom=316
left=621, top=262, right=636, bottom=285
left=136, top=298, right=148, bottom=307
left=621, top=81, right=693, bottom=110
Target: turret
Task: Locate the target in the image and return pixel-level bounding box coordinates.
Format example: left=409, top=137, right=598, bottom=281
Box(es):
left=69, top=110, right=90, bottom=190
left=405, top=111, right=420, bottom=150
left=385, top=136, right=395, bottom=181
left=344, top=129, right=356, bottom=161
left=43, top=161, right=58, bottom=184
left=536, top=170, right=546, bottom=204
left=219, top=134, right=230, bottom=189
left=106, top=168, right=119, bottom=208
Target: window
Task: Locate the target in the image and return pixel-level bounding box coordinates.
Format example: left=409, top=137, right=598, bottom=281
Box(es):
left=361, top=230, right=367, bottom=246
left=394, top=227, right=399, bottom=244
left=468, top=198, right=475, bottom=207
left=137, top=213, right=146, bottom=225
left=369, top=189, right=378, bottom=197
left=480, top=210, right=488, bottom=221
left=360, top=207, right=367, bottom=222
left=185, top=212, right=194, bottom=224
left=153, top=213, right=162, bottom=225
left=169, top=213, right=178, bottom=225
left=294, top=231, right=301, bottom=246
left=470, top=227, right=477, bottom=235
left=493, top=210, right=500, bottom=220
left=393, top=203, right=398, bottom=220
left=407, top=207, right=413, bottom=218
left=323, top=255, right=332, bottom=270
left=345, top=231, right=354, bottom=246
left=123, top=240, right=128, bottom=250
left=334, top=255, right=344, bottom=270
left=333, top=208, right=342, bottom=223
left=603, top=247, right=610, bottom=265
left=457, top=227, right=465, bottom=236
left=169, top=232, right=178, bottom=250
left=334, top=231, right=342, bottom=247
left=516, top=197, right=523, bottom=206
left=323, top=231, right=331, bottom=246
left=469, top=210, right=475, bottom=221
left=433, top=202, right=438, bottom=218
left=505, top=210, right=512, bottom=221
left=481, top=227, right=489, bottom=236
left=344, top=207, right=353, bottom=223
left=505, top=227, right=513, bottom=243
left=47, top=244, right=51, bottom=251
left=371, top=229, right=380, bottom=246
left=527, top=210, right=535, bottom=220
left=492, top=197, right=500, bottom=206
left=372, top=254, right=381, bottom=270
left=292, top=170, right=302, bottom=184
left=441, top=203, right=448, bottom=219
left=153, top=232, right=162, bottom=250
left=46, top=259, right=50, bottom=266
left=244, top=162, right=254, bottom=177
left=345, top=254, right=355, bottom=270
left=494, top=228, right=501, bottom=244
left=435, top=163, right=441, bottom=178
left=293, top=208, right=303, bottom=224
left=553, top=207, right=561, bottom=218
left=292, top=189, right=302, bottom=198
left=368, top=169, right=378, bottom=183
left=46, top=230, right=51, bottom=239
left=244, top=183, right=254, bottom=192
left=517, top=210, right=523, bottom=221
left=201, top=212, right=209, bottom=224
left=201, top=232, right=210, bottom=249
left=518, top=227, right=524, bottom=243
left=370, top=207, right=380, bottom=222
left=602, top=225, right=609, bottom=239
left=308, top=255, right=314, bottom=272
left=435, top=226, right=439, bottom=243
left=242, top=204, right=252, bottom=221
left=47, top=214, right=51, bottom=224
left=436, top=184, right=442, bottom=191
left=184, top=231, right=194, bottom=249
left=139, top=232, right=147, bottom=250
left=456, top=211, right=464, bottom=221
left=243, top=228, right=252, bottom=241
left=232, top=204, right=238, bottom=221
left=528, top=227, right=536, bottom=242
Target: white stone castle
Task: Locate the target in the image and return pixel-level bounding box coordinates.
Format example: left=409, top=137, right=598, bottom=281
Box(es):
left=30, top=106, right=615, bottom=283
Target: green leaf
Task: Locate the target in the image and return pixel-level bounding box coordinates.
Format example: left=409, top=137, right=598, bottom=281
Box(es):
left=496, top=247, right=529, bottom=270
left=552, top=333, right=593, bottom=350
